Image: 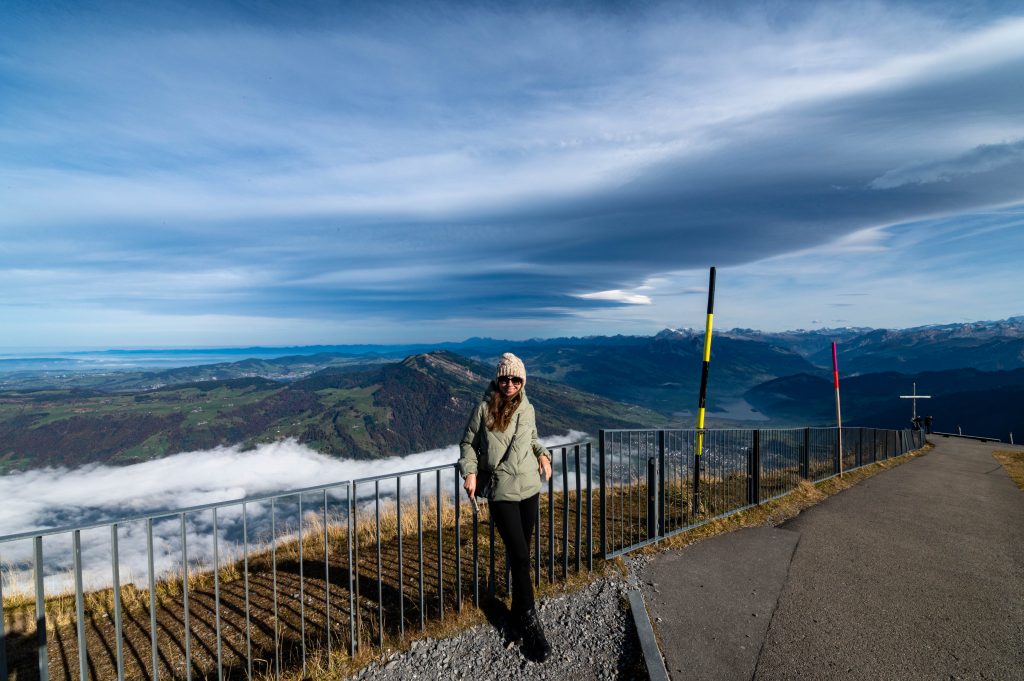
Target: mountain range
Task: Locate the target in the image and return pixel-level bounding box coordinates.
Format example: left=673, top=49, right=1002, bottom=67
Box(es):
left=0, top=352, right=664, bottom=472
left=1, top=316, right=1021, bottom=472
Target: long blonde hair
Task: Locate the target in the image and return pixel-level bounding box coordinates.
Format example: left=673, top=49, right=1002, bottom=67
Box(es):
left=485, top=381, right=522, bottom=433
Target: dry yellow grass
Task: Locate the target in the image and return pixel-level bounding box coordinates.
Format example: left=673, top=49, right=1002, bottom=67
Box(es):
left=993, top=450, right=1024, bottom=490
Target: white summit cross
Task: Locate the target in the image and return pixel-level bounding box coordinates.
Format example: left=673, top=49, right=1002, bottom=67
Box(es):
left=899, top=382, right=931, bottom=420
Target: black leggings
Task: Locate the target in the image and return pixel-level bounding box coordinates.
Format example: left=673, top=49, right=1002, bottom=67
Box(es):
left=490, top=493, right=539, bottom=617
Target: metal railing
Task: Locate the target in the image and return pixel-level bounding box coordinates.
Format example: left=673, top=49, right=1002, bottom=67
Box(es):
left=0, top=429, right=923, bottom=680
left=600, top=427, right=924, bottom=557
left=0, top=440, right=591, bottom=681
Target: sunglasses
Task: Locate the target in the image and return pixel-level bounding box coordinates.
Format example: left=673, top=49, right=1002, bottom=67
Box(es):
left=497, top=376, right=523, bottom=386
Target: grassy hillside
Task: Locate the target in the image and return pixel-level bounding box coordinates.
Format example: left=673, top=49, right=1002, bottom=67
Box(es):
left=0, top=352, right=664, bottom=473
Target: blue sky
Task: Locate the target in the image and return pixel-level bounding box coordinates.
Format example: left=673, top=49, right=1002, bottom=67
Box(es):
left=2, top=0, right=1023, bottom=348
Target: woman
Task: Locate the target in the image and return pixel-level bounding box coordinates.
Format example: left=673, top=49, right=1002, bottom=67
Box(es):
left=459, top=352, right=553, bottom=661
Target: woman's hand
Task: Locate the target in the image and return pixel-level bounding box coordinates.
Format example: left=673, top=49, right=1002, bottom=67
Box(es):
left=538, top=455, right=552, bottom=482
left=464, top=473, right=477, bottom=498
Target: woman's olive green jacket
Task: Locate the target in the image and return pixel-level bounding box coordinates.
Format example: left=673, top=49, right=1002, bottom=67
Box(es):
left=458, top=390, right=550, bottom=503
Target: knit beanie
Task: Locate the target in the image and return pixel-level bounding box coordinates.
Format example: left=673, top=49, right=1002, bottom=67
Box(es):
left=495, top=352, right=527, bottom=382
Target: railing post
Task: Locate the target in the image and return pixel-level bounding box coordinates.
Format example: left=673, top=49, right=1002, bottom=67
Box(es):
left=834, top=428, right=841, bottom=476
left=657, top=431, right=666, bottom=536
left=146, top=518, right=159, bottom=681
left=453, top=466, right=461, bottom=614
left=376, top=481, right=385, bottom=648
left=322, top=490, right=332, bottom=666
left=800, top=428, right=810, bottom=479
left=436, top=470, right=444, bottom=622
left=586, top=442, right=593, bottom=571
left=692, top=430, right=702, bottom=518
left=473, top=492, right=480, bottom=606
left=748, top=429, right=761, bottom=505
left=0, top=552, right=6, bottom=681
left=548, top=456, right=555, bottom=583
left=73, top=530, right=88, bottom=681
left=488, top=514, right=496, bottom=597
left=348, top=483, right=357, bottom=655
left=599, top=430, right=607, bottom=559
left=111, top=523, right=126, bottom=681
left=34, top=536, right=49, bottom=681
left=574, top=444, right=582, bottom=573
left=562, top=448, right=570, bottom=579
left=296, top=497, right=306, bottom=675
left=646, top=457, right=657, bottom=540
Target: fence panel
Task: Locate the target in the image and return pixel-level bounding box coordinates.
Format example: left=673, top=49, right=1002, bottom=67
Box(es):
left=807, top=428, right=838, bottom=481
left=759, top=429, right=803, bottom=502
left=696, top=430, right=752, bottom=521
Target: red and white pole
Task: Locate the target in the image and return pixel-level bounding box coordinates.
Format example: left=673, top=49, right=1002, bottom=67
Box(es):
left=833, top=341, right=843, bottom=478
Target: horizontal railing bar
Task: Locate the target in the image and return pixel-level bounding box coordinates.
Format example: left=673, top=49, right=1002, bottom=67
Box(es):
left=599, top=427, right=804, bottom=435
left=344, top=440, right=590, bottom=484
left=351, top=462, right=457, bottom=485
left=0, top=478, right=352, bottom=543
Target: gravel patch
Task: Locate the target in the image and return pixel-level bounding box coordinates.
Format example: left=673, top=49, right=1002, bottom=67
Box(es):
left=348, top=575, right=647, bottom=680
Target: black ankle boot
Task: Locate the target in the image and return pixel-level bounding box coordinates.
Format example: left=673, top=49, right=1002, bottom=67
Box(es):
left=504, top=613, right=523, bottom=646
left=521, top=607, right=551, bottom=662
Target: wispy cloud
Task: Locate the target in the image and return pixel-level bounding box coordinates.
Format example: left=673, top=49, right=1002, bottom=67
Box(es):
left=869, top=139, right=1024, bottom=189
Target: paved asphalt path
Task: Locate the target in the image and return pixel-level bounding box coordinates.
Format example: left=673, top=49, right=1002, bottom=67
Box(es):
left=637, top=438, right=1024, bottom=680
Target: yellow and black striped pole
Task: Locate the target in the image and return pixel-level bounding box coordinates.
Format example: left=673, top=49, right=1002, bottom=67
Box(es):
left=693, top=266, right=716, bottom=517
left=833, top=340, right=844, bottom=478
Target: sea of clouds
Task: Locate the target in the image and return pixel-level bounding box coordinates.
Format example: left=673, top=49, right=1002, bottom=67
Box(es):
left=0, top=432, right=588, bottom=598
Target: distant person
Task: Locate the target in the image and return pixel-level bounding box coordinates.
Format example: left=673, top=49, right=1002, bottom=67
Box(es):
left=459, top=352, right=553, bottom=662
